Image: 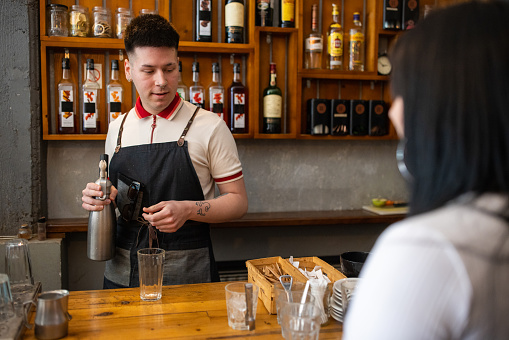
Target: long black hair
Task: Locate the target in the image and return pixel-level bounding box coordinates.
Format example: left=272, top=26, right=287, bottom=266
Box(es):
left=390, top=1, right=509, bottom=215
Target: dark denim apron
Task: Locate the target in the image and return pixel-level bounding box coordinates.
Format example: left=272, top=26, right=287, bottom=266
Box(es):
left=104, top=107, right=220, bottom=288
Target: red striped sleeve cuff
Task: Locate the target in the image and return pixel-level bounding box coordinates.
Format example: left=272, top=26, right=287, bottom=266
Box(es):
left=214, top=171, right=243, bottom=184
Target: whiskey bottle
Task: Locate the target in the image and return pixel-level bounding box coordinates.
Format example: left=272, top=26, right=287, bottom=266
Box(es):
left=107, top=60, right=123, bottom=124
left=176, top=61, right=189, bottom=101
left=208, top=63, right=225, bottom=122
left=256, top=0, right=273, bottom=27
left=57, top=57, right=77, bottom=134
left=263, top=63, right=282, bottom=133
left=82, top=58, right=100, bottom=134
left=229, top=63, right=248, bottom=133
left=349, top=12, right=365, bottom=71
left=304, top=4, right=323, bottom=69
left=280, top=0, right=295, bottom=28
left=195, top=0, right=212, bottom=42
left=327, top=4, right=343, bottom=70
left=225, top=0, right=244, bottom=43
left=189, top=62, right=205, bottom=108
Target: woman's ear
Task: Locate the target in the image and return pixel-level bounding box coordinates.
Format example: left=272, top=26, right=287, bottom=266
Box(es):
left=389, top=97, right=405, bottom=138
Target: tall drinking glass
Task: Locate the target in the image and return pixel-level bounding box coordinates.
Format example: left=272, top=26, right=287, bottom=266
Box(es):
left=5, top=238, right=34, bottom=294
left=0, top=273, right=15, bottom=321
left=137, top=248, right=164, bottom=301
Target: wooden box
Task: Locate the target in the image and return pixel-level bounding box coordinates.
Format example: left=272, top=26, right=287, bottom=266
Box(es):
left=246, top=256, right=307, bottom=314
left=286, top=256, right=346, bottom=290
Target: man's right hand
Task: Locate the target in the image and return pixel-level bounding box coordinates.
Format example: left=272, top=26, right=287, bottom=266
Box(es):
left=82, top=182, right=118, bottom=211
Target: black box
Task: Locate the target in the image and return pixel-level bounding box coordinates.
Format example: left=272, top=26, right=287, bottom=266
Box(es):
left=307, top=99, right=331, bottom=135
left=383, top=0, right=402, bottom=30
left=369, top=100, right=389, bottom=136
left=350, top=100, right=369, bottom=136
left=330, top=99, right=350, bottom=136
left=403, top=0, right=419, bottom=30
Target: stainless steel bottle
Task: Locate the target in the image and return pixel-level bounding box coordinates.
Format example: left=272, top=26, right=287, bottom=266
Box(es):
left=87, top=154, right=116, bottom=261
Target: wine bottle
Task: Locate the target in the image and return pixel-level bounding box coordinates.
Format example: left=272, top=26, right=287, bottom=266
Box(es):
left=349, top=12, right=365, bottom=71
left=208, top=63, right=225, bottom=122
left=195, top=0, right=212, bottom=42
left=189, top=62, right=205, bottom=108
left=225, top=0, right=244, bottom=43
left=263, top=63, right=282, bottom=133
left=304, top=4, right=323, bottom=69
left=256, top=0, right=273, bottom=27
left=229, top=63, right=248, bottom=133
left=327, top=4, right=343, bottom=70
left=82, top=58, right=100, bottom=134
left=107, top=60, right=123, bottom=124
left=280, top=0, right=295, bottom=28
left=176, top=61, right=189, bottom=101
left=57, top=57, right=77, bottom=134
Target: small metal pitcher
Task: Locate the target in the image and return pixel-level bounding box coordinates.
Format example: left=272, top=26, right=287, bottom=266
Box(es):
left=25, top=289, right=72, bottom=340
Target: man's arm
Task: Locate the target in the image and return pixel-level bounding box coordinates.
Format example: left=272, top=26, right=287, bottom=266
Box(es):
left=141, top=178, right=248, bottom=233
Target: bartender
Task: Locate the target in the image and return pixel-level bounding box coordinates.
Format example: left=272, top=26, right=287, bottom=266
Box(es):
left=81, top=14, right=248, bottom=289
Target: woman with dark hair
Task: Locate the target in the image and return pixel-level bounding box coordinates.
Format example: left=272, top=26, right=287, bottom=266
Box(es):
left=343, top=2, right=509, bottom=339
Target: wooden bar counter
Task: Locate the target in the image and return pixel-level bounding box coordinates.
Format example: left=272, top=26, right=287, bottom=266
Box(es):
left=23, top=282, right=342, bottom=339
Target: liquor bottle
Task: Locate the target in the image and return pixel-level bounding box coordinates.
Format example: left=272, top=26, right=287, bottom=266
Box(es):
left=304, top=4, right=323, bottom=69
left=327, top=4, right=343, bottom=70
left=176, top=61, right=189, bottom=101
left=349, top=12, right=365, bottom=71
left=280, top=0, right=295, bottom=28
left=263, top=63, right=282, bottom=133
left=195, top=0, right=212, bottom=42
left=229, top=63, right=248, bottom=133
left=107, top=60, right=123, bottom=125
left=57, top=57, right=77, bottom=134
left=225, top=0, right=244, bottom=43
left=256, top=0, right=273, bottom=27
left=82, top=58, right=100, bottom=134
left=208, top=63, right=225, bottom=122
left=189, top=62, right=205, bottom=108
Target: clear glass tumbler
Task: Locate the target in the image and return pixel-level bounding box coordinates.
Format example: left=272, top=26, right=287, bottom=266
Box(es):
left=137, top=248, right=165, bottom=301
left=5, top=238, right=34, bottom=294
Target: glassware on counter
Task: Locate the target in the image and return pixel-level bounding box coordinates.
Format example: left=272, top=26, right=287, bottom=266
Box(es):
left=139, top=9, right=158, bottom=16
left=70, top=5, right=89, bottom=37
left=115, top=7, right=133, bottom=39
left=92, top=6, right=112, bottom=38
left=46, top=4, right=69, bottom=37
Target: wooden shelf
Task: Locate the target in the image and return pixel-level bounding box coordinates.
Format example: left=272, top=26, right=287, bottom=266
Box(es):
left=45, top=209, right=405, bottom=237
left=299, top=69, right=390, bottom=81
left=256, top=26, right=298, bottom=35
left=43, top=133, right=106, bottom=141
left=298, top=133, right=396, bottom=140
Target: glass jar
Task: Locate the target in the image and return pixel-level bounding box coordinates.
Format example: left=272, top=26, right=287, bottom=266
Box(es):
left=70, top=5, right=89, bottom=37
left=115, top=8, right=133, bottom=39
left=139, top=9, right=158, bottom=16
left=46, top=4, right=69, bottom=37
left=92, top=6, right=112, bottom=38
left=17, top=224, right=32, bottom=239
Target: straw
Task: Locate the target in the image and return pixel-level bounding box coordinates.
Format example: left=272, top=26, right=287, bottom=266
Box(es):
left=298, top=281, right=310, bottom=316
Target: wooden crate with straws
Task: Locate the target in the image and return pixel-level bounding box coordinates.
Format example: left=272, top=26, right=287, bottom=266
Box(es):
left=246, top=256, right=308, bottom=314
left=286, top=256, right=347, bottom=291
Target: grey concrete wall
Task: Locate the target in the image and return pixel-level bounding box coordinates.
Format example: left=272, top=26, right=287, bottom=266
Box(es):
left=0, top=0, right=44, bottom=235
left=47, top=139, right=408, bottom=217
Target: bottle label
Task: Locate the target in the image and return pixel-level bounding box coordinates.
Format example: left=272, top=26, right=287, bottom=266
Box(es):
left=177, top=88, right=187, bottom=101
left=350, top=32, right=364, bottom=65
left=263, top=94, right=282, bottom=118
left=234, top=93, right=245, bottom=106
left=225, top=3, right=244, bottom=28
left=198, top=0, right=212, bottom=38
left=190, top=89, right=204, bottom=106
left=329, top=32, right=343, bottom=56
left=83, top=89, right=97, bottom=128
left=59, top=86, right=74, bottom=128
left=305, top=37, right=323, bottom=51
left=210, top=89, right=224, bottom=104
left=282, top=0, right=295, bottom=22
left=233, top=113, right=245, bottom=128
left=108, top=89, right=122, bottom=122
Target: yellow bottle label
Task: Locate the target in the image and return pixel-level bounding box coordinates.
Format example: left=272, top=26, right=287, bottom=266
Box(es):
left=328, top=32, right=343, bottom=57
left=282, top=0, right=295, bottom=23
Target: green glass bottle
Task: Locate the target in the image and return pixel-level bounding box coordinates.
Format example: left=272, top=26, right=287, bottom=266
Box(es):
left=262, top=62, right=282, bottom=133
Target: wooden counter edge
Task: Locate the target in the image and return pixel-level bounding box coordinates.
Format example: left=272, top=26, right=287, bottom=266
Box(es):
left=46, top=210, right=405, bottom=236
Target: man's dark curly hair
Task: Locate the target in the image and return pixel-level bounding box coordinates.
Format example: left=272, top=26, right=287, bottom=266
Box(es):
left=124, top=14, right=179, bottom=57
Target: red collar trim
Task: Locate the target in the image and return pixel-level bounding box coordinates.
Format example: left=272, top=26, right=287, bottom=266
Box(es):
left=134, top=93, right=182, bottom=119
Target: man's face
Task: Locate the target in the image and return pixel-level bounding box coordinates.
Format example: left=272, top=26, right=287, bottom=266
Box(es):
left=125, top=46, right=179, bottom=115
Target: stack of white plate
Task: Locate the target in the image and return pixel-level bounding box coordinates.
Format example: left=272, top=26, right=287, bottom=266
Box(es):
left=330, top=279, right=344, bottom=322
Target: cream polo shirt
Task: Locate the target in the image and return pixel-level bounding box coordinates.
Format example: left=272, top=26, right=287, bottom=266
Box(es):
left=105, top=96, right=243, bottom=200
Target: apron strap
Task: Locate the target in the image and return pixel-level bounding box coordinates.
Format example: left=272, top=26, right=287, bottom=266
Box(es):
left=114, top=111, right=130, bottom=153
left=177, top=107, right=201, bottom=147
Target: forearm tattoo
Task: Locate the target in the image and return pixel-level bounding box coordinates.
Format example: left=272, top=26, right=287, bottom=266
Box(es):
left=196, top=201, right=211, bottom=216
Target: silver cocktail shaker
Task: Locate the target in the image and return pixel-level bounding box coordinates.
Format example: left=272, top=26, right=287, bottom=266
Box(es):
left=87, top=154, right=116, bottom=261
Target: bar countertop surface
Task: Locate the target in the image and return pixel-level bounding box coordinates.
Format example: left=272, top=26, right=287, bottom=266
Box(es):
left=23, top=281, right=343, bottom=339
